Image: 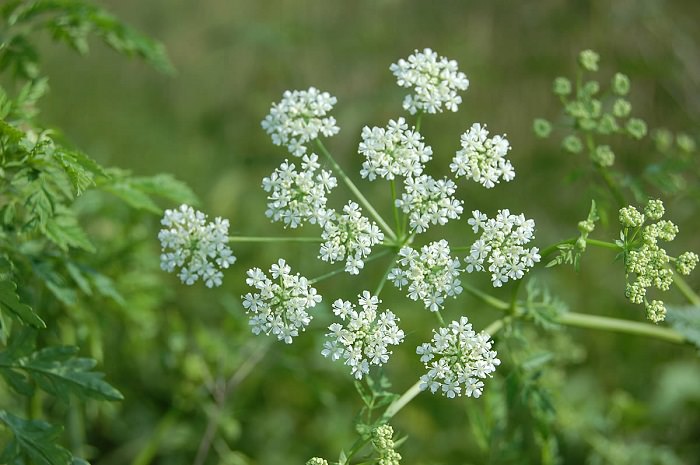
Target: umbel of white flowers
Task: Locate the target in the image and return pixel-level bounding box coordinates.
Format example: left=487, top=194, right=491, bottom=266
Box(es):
left=390, top=47, right=470, bottom=114
left=158, top=204, right=236, bottom=288
left=417, top=316, right=500, bottom=398
left=261, top=86, right=340, bottom=157
left=262, top=153, right=337, bottom=228
left=321, top=291, right=404, bottom=379
left=242, top=259, right=321, bottom=343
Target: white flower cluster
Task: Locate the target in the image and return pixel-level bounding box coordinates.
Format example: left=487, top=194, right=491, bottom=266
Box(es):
left=466, top=210, right=541, bottom=287
left=358, top=117, right=432, bottom=180
left=320, top=201, right=384, bottom=275
left=416, top=316, right=500, bottom=398
left=242, top=259, right=321, bottom=344
left=390, top=48, right=470, bottom=115
left=262, top=154, right=337, bottom=228
left=395, top=174, right=463, bottom=233
left=158, top=204, right=236, bottom=288
left=322, top=291, right=405, bottom=379
left=261, top=87, right=340, bottom=157
left=450, top=123, right=515, bottom=188
left=389, top=240, right=462, bottom=311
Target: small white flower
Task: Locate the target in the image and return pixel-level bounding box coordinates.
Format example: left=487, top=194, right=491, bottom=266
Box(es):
left=389, top=240, right=462, bottom=311
left=158, top=204, right=236, bottom=287
left=262, top=154, right=337, bottom=228
left=390, top=48, right=470, bottom=114
left=395, top=174, right=463, bottom=234
left=319, top=201, right=384, bottom=275
left=418, top=317, right=500, bottom=398
left=465, top=209, right=541, bottom=287
left=358, top=117, right=433, bottom=180
left=241, top=259, right=320, bottom=344
left=261, top=87, right=340, bottom=156
left=450, top=123, right=515, bottom=188
left=322, top=291, right=405, bottom=379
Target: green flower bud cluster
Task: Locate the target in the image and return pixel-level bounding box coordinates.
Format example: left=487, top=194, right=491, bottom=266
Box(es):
left=372, top=425, right=402, bottom=465
left=619, top=199, right=697, bottom=323
left=306, top=458, right=328, bottom=465
left=535, top=50, right=648, bottom=168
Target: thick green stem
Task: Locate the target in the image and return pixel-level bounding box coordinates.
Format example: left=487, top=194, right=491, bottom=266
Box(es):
left=558, top=312, right=686, bottom=344
left=228, top=236, right=321, bottom=243
left=462, top=282, right=509, bottom=311
left=315, top=139, right=397, bottom=241
left=540, top=236, right=620, bottom=258
left=382, top=379, right=422, bottom=420
left=672, top=272, right=700, bottom=307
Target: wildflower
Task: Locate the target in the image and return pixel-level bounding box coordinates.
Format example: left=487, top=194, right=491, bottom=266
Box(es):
left=158, top=204, right=236, bottom=287
left=450, top=123, right=515, bottom=188
left=395, top=174, right=463, bottom=233
left=261, top=87, right=340, bottom=157
left=417, top=316, right=500, bottom=398
left=591, top=144, right=615, bottom=167
left=262, top=154, right=337, bottom=228
left=612, top=72, right=631, bottom=95
left=321, top=291, right=404, bottom=379
left=319, top=201, right=384, bottom=275
left=358, top=117, right=432, bottom=180
left=465, top=209, right=541, bottom=287
left=242, top=259, right=321, bottom=343
left=306, top=459, right=328, bottom=465
left=372, top=425, right=402, bottom=465
left=553, top=77, right=572, bottom=96
left=578, top=49, right=600, bottom=72
left=620, top=199, right=695, bottom=323
left=390, top=48, right=469, bottom=114
left=389, top=240, right=462, bottom=311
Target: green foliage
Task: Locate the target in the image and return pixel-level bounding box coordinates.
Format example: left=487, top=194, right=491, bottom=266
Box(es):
left=0, top=410, right=73, bottom=465
left=547, top=200, right=600, bottom=270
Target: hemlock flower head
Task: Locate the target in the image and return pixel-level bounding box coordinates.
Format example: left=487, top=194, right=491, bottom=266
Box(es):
left=390, top=48, right=469, bottom=115
left=466, top=209, right=541, bottom=287
left=306, top=459, right=328, bottom=465
left=450, top=123, right=515, bottom=188
left=620, top=199, right=695, bottom=323
left=319, top=201, right=384, bottom=275
left=417, top=316, right=500, bottom=398
left=372, top=425, right=402, bottom=465
left=321, top=291, right=404, bottom=379
left=242, top=259, right=321, bottom=344
left=359, top=117, right=432, bottom=180
left=262, top=154, right=337, bottom=228
left=395, top=174, right=463, bottom=233
left=158, top=204, right=236, bottom=288
left=261, top=87, right=340, bottom=157
left=389, top=240, right=462, bottom=312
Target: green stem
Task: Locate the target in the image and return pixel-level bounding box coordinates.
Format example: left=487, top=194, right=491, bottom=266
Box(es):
left=309, top=249, right=392, bottom=285
left=374, top=253, right=399, bottom=296
left=228, top=236, right=322, bottom=243
left=315, top=139, right=397, bottom=241
left=558, top=312, right=686, bottom=344
left=382, top=379, right=422, bottom=420
left=672, top=272, right=700, bottom=306
left=390, top=179, right=402, bottom=237
left=539, top=237, right=620, bottom=258
left=462, top=282, right=509, bottom=311
left=415, top=112, right=423, bottom=132
left=463, top=282, right=688, bottom=345
left=484, top=317, right=509, bottom=336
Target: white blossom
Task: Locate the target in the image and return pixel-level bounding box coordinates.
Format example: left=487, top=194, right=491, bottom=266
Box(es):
left=242, top=259, right=321, bottom=344
left=321, top=291, right=404, bottom=379
left=389, top=240, right=462, bottom=311
left=390, top=48, right=469, bottom=114
left=320, top=201, right=384, bottom=275
left=466, top=209, right=541, bottom=287
left=261, top=87, right=340, bottom=157
left=418, top=316, right=500, bottom=398
left=358, top=117, right=432, bottom=180
left=395, top=174, right=463, bottom=233
left=158, top=204, right=236, bottom=287
left=450, top=123, right=515, bottom=188
left=262, top=154, right=337, bottom=228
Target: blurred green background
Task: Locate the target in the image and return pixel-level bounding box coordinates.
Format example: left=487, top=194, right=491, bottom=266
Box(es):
left=30, top=0, right=700, bottom=463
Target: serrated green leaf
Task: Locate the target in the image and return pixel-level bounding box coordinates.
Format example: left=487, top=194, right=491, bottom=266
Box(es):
left=42, top=208, right=95, bottom=252
left=0, top=280, right=45, bottom=328
left=101, top=179, right=160, bottom=213
left=0, top=410, right=72, bottom=465
left=14, top=345, right=123, bottom=401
